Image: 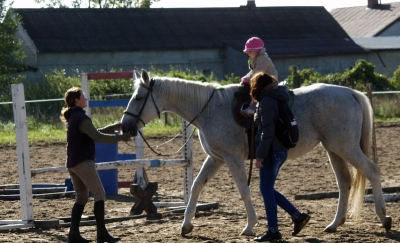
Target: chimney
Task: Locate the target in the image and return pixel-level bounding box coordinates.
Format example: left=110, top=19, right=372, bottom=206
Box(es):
left=247, top=0, right=256, bottom=9
left=368, top=0, right=379, bottom=8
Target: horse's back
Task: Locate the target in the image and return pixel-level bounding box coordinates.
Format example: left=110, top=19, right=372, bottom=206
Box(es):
left=293, top=83, right=365, bottom=124
left=288, top=83, right=368, bottom=158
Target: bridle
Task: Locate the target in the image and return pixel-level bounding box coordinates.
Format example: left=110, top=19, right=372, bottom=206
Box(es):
left=123, top=78, right=217, bottom=156
left=123, top=78, right=160, bottom=129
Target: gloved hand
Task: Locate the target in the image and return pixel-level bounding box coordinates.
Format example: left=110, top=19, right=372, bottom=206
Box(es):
left=99, top=122, right=122, bottom=134
left=119, top=132, right=132, bottom=142
left=110, top=122, right=122, bottom=131
left=241, top=76, right=249, bottom=85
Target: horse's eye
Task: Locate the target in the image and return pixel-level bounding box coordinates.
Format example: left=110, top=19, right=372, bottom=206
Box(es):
left=135, top=96, right=142, bottom=101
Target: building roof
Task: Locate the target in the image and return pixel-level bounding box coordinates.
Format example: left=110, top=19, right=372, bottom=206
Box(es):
left=353, top=36, right=400, bottom=50
left=330, top=2, right=400, bottom=37
left=14, top=7, right=365, bottom=58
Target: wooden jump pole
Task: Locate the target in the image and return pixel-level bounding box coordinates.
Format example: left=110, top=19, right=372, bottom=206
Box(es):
left=0, top=84, right=35, bottom=231
left=31, top=159, right=189, bottom=175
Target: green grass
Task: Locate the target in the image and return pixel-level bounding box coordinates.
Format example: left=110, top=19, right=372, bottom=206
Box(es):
left=374, top=117, right=400, bottom=123
left=0, top=119, right=184, bottom=145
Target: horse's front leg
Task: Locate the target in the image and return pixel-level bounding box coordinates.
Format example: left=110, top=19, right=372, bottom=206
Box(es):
left=181, top=155, right=223, bottom=236
left=224, top=154, right=257, bottom=236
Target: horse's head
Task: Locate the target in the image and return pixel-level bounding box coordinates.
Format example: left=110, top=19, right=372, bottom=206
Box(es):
left=121, top=69, right=161, bottom=136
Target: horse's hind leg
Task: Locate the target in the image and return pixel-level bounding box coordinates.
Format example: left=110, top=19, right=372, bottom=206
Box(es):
left=181, top=155, right=223, bottom=236
left=345, top=150, right=391, bottom=231
left=338, top=148, right=391, bottom=231
left=324, top=151, right=352, bottom=232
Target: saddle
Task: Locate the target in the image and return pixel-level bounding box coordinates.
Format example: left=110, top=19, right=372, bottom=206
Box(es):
left=231, top=84, right=295, bottom=159
left=232, top=84, right=253, bottom=129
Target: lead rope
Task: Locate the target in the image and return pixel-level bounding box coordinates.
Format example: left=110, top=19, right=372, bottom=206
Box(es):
left=137, top=127, right=197, bottom=156
left=132, top=88, right=218, bottom=156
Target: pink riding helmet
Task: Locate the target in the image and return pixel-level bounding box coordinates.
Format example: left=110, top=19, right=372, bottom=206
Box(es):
left=243, top=37, right=264, bottom=53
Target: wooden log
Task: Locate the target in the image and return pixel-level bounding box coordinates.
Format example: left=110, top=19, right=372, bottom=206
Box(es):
left=34, top=202, right=219, bottom=230
left=295, top=186, right=400, bottom=200
left=163, top=202, right=220, bottom=214
left=295, top=191, right=338, bottom=200
left=0, top=183, right=65, bottom=189
left=31, top=159, right=188, bottom=175
left=34, top=213, right=162, bottom=229
left=0, top=191, right=75, bottom=201
left=34, top=219, right=61, bottom=230
left=364, top=193, right=400, bottom=203
left=0, top=187, right=66, bottom=195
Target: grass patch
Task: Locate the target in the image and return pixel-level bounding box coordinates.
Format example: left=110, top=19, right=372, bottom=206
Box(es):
left=374, top=117, right=400, bottom=123
left=0, top=118, right=184, bottom=145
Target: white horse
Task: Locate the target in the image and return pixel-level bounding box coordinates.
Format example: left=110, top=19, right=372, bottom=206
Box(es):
left=121, top=69, right=391, bottom=236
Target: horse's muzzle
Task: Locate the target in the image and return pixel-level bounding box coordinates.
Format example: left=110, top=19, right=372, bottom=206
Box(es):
left=122, top=123, right=138, bottom=137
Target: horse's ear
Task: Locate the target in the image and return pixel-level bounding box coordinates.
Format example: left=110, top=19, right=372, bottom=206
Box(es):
left=141, top=69, right=150, bottom=84
left=134, top=70, right=141, bottom=80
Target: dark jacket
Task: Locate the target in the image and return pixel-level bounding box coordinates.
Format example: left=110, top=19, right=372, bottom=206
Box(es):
left=254, top=86, right=290, bottom=160
left=66, top=107, right=95, bottom=168
left=66, top=107, right=128, bottom=168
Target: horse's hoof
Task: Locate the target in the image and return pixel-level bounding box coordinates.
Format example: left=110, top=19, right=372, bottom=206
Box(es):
left=324, top=226, right=337, bottom=233
left=383, top=216, right=392, bottom=232
left=181, top=224, right=194, bottom=236
left=240, top=229, right=255, bottom=236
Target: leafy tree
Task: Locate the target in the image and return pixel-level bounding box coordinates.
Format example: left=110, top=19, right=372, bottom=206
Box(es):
left=389, top=65, right=400, bottom=90
left=0, top=0, right=25, bottom=75
left=34, top=0, right=160, bottom=8
left=0, top=0, right=26, bottom=119
left=286, top=60, right=393, bottom=91
left=340, top=59, right=391, bottom=91
left=285, top=66, right=321, bottom=89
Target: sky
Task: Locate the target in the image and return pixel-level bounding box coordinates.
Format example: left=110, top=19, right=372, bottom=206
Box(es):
left=7, top=0, right=397, bottom=11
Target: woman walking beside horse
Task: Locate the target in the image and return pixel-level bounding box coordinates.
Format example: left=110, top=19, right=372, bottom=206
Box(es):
left=250, top=73, right=310, bottom=242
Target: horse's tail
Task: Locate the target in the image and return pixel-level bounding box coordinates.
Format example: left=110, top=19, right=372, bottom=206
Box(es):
left=349, top=90, right=373, bottom=220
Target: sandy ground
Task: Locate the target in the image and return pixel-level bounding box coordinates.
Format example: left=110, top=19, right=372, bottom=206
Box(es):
left=0, top=123, right=399, bottom=242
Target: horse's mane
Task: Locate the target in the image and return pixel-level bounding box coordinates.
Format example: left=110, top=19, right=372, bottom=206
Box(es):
left=152, top=76, right=237, bottom=112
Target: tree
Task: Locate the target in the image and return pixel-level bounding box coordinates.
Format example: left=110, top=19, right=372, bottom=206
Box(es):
left=389, top=65, right=400, bottom=90
left=34, top=0, right=160, bottom=8
left=0, top=0, right=26, bottom=118
left=0, top=0, right=25, bottom=75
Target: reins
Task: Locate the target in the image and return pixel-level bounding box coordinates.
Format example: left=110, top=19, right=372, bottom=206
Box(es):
left=137, top=127, right=196, bottom=156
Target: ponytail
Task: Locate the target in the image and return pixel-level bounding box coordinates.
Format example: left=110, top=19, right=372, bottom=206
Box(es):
left=60, top=87, right=82, bottom=122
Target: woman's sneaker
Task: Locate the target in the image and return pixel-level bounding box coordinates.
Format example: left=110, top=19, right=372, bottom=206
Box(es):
left=292, top=213, right=311, bottom=236
left=254, top=230, right=282, bottom=242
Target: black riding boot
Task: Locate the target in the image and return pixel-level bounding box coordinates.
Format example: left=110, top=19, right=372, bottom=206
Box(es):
left=68, top=203, right=92, bottom=243
left=94, top=200, right=121, bottom=243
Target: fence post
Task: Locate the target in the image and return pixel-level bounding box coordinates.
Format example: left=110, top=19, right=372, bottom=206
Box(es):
left=12, top=84, right=34, bottom=222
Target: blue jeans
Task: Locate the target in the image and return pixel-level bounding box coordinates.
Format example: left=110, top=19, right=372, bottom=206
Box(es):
left=259, top=151, right=298, bottom=229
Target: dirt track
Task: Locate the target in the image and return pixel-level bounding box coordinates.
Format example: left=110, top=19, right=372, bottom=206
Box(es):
left=0, top=123, right=399, bottom=242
